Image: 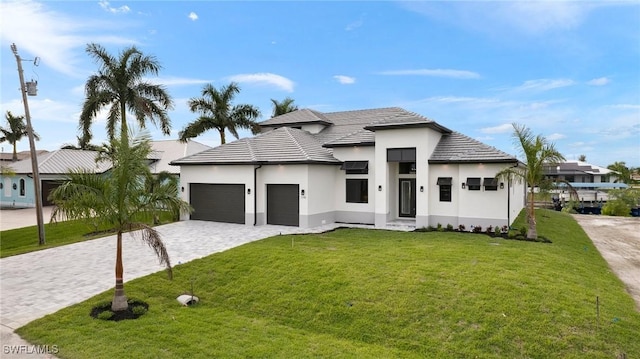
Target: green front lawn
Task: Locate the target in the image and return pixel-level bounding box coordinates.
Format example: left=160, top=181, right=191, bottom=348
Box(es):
left=17, top=210, right=640, bottom=358
left=0, top=212, right=175, bottom=258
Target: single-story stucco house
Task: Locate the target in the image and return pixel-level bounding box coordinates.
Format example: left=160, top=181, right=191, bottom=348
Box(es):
left=0, top=140, right=210, bottom=208
left=171, top=107, right=526, bottom=229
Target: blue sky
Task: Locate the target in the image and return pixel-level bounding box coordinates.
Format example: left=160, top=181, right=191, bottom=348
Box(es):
left=1, top=1, right=639, bottom=167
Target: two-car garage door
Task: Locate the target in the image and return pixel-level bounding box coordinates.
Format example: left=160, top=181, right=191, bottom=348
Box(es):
left=189, top=183, right=300, bottom=227
left=190, top=183, right=245, bottom=224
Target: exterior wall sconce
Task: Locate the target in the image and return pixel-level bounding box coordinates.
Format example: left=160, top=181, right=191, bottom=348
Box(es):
left=301, top=189, right=305, bottom=196
left=500, top=182, right=504, bottom=189
left=247, top=188, right=251, bottom=195
left=13, top=183, right=17, bottom=190
left=461, top=183, right=466, bottom=189
left=378, top=185, right=382, bottom=191
left=181, top=186, right=184, bottom=192
left=420, top=186, right=424, bottom=192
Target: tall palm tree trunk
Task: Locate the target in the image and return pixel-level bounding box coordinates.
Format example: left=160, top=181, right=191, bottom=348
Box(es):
left=112, top=231, right=128, bottom=311
left=218, top=129, right=226, bottom=144
left=12, top=142, right=17, bottom=161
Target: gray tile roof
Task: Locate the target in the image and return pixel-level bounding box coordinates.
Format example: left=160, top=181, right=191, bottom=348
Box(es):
left=175, top=107, right=517, bottom=165
left=429, top=132, right=518, bottom=163
left=171, top=127, right=340, bottom=165
left=8, top=149, right=112, bottom=174
left=259, top=109, right=332, bottom=127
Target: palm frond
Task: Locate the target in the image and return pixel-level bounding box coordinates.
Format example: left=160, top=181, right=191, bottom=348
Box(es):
left=129, top=223, right=173, bottom=279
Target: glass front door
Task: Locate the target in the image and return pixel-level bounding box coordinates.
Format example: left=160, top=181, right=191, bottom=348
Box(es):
left=399, top=178, right=416, bottom=218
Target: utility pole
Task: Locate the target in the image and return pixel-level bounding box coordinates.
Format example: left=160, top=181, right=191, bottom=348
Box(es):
left=11, top=43, right=45, bottom=245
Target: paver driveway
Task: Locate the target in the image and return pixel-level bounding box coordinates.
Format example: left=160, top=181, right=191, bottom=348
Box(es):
left=0, top=220, right=345, bottom=358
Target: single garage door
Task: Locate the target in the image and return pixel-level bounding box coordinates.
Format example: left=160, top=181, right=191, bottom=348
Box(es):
left=267, top=184, right=299, bottom=226
left=42, top=180, right=62, bottom=206
left=190, top=183, right=245, bottom=224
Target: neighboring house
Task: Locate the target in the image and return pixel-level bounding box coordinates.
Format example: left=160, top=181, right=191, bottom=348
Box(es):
left=171, top=107, right=526, bottom=229
left=0, top=150, right=48, bottom=163
left=0, top=140, right=210, bottom=208
left=543, top=160, right=627, bottom=202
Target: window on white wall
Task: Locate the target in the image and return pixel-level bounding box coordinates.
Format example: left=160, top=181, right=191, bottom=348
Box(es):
left=437, top=177, right=452, bottom=202
left=3, top=178, right=10, bottom=197
left=466, top=177, right=481, bottom=191
left=19, top=178, right=26, bottom=196
left=346, top=179, right=368, bottom=203
left=341, top=161, right=368, bottom=174
left=483, top=177, right=498, bottom=191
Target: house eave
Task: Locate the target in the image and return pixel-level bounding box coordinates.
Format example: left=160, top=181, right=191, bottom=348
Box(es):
left=260, top=120, right=333, bottom=128
left=170, top=160, right=342, bottom=166
left=428, top=159, right=519, bottom=164
left=322, top=141, right=376, bottom=148
left=364, top=121, right=452, bottom=133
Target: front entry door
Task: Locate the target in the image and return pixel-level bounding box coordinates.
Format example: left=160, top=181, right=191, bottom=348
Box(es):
left=399, top=179, right=416, bottom=218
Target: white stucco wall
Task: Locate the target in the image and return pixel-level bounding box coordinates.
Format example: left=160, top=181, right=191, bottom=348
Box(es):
left=332, top=147, right=376, bottom=223
left=373, top=127, right=442, bottom=227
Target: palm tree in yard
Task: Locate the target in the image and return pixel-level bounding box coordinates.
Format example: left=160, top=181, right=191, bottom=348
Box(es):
left=179, top=82, right=261, bottom=144
left=271, top=97, right=298, bottom=117
left=1, top=111, right=40, bottom=161
left=49, top=134, right=191, bottom=311
left=607, top=161, right=631, bottom=184
left=80, top=43, right=173, bottom=144
left=496, top=123, right=565, bottom=240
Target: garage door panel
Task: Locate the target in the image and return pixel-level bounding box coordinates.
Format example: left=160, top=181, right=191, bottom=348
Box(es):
left=267, top=184, right=299, bottom=226
left=190, top=183, right=245, bottom=224
left=42, top=180, right=62, bottom=206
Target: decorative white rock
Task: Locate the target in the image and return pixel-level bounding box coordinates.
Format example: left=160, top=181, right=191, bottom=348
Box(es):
left=176, top=294, right=199, bottom=306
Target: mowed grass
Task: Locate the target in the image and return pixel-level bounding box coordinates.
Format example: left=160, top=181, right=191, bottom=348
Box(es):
left=17, top=210, right=640, bottom=358
left=0, top=212, right=174, bottom=258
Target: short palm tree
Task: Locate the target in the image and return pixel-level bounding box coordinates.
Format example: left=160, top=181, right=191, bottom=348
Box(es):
left=49, top=134, right=191, bottom=311
left=496, top=123, right=565, bottom=239
left=179, top=82, right=261, bottom=144
left=80, top=43, right=173, bottom=144
left=0, top=111, right=40, bottom=161
left=271, top=97, right=298, bottom=117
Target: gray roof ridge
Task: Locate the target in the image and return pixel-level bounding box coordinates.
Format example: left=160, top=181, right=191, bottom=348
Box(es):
left=37, top=149, right=60, bottom=166
left=285, top=127, right=313, bottom=161
left=323, top=106, right=403, bottom=116
left=324, top=127, right=370, bottom=145
left=246, top=135, right=258, bottom=161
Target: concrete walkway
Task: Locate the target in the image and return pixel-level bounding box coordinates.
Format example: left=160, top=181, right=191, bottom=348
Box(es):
left=0, top=207, right=55, bottom=231
left=0, top=220, right=351, bottom=358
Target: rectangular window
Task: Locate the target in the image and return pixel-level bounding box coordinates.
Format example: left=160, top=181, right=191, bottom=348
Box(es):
left=483, top=177, right=498, bottom=191
left=437, top=177, right=452, bottom=202
left=340, top=161, right=368, bottom=174
left=466, top=177, right=481, bottom=191
left=399, top=162, right=416, bottom=174
left=346, top=179, right=368, bottom=203
left=565, top=175, right=575, bottom=182
left=19, top=178, right=26, bottom=196
left=387, top=148, right=416, bottom=162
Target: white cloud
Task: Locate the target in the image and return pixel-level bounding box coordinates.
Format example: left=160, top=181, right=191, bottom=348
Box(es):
left=188, top=12, right=198, bottom=21
left=514, top=78, right=575, bottom=92
left=333, top=75, right=355, bottom=84
left=98, top=0, right=130, bottom=14
left=480, top=123, right=513, bottom=134
left=227, top=73, right=295, bottom=92
left=587, top=77, right=610, bottom=86
left=547, top=133, right=566, bottom=141
left=0, top=0, right=136, bottom=76
left=146, top=76, right=211, bottom=87
left=345, top=19, right=363, bottom=31
left=377, top=69, right=481, bottom=79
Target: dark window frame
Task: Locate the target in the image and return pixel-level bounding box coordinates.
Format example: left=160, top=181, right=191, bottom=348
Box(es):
left=387, top=148, right=416, bottom=162
left=19, top=178, right=26, bottom=196
left=483, top=177, right=498, bottom=191
left=439, top=184, right=452, bottom=202
left=346, top=179, right=368, bottom=203
left=341, top=161, right=369, bottom=175
left=466, top=177, right=481, bottom=191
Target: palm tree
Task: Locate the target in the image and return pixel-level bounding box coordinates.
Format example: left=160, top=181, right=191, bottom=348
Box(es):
left=0, top=111, right=40, bottom=161
left=61, top=135, right=102, bottom=151
left=578, top=154, right=586, bottom=162
left=607, top=161, right=631, bottom=184
left=496, top=123, right=565, bottom=240
left=144, top=170, right=181, bottom=224
left=179, top=82, right=261, bottom=144
left=80, top=43, right=173, bottom=144
left=271, top=97, right=298, bottom=117
left=49, top=133, right=191, bottom=311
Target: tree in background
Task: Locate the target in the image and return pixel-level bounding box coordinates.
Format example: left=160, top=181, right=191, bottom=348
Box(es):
left=80, top=43, right=173, bottom=144
left=578, top=154, right=586, bottom=162
left=61, top=135, right=102, bottom=151
left=602, top=188, right=640, bottom=216
left=271, top=97, right=298, bottom=117
left=607, top=161, right=631, bottom=184
left=496, top=123, right=565, bottom=239
left=49, top=133, right=191, bottom=311
left=179, top=82, right=261, bottom=145
left=1, top=111, right=40, bottom=161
